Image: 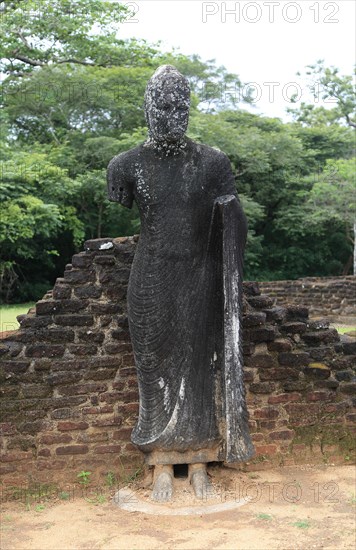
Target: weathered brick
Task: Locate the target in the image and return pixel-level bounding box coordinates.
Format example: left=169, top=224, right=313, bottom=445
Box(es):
left=0, top=341, right=22, bottom=357
left=53, top=314, right=94, bottom=326
left=21, top=385, right=52, bottom=398
left=77, top=329, right=105, bottom=344
left=254, top=407, right=280, bottom=419
left=247, top=295, right=274, bottom=309
left=111, top=328, right=130, bottom=342
left=94, top=255, right=116, bottom=266
left=280, top=322, right=307, bottom=335
left=39, top=434, right=73, bottom=445
left=99, top=268, right=130, bottom=285
left=51, top=408, right=78, bottom=420
left=83, top=368, right=118, bottom=381
left=340, top=341, right=356, bottom=355
left=38, top=448, right=51, bottom=457
left=279, top=352, right=310, bottom=367
left=94, top=445, right=122, bottom=454
left=285, top=305, right=308, bottom=322
left=121, top=354, right=135, bottom=366
left=57, top=421, right=89, bottom=431
left=335, top=370, right=354, bottom=382
left=56, top=445, right=88, bottom=455
left=0, top=451, right=33, bottom=462
left=104, top=343, right=130, bottom=354
left=18, top=420, right=53, bottom=435
left=249, top=382, right=275, bottom=394
left=105, top=286, right=127, bottom=301
left=90, top=303, right=122, bottom=315
left=25, top=344, right=65, bottom=358
left=302, top=329, right=339, bottom=346
left=251, top=433, right=264, bottom=442
left=268, top=393, right=301, bottom=404
left=71, top=253, right=94, bottom=268
left=269, top=429, right=295, bottom=440
left=339, top=383, right=356, bottom=395
left=308, top=346, right=334, bottom=361
left=255, top=444, right=277, bottom=455
left=89, top=357, right=121, bottom=369
left=74, top=286, right=102, bottom=299
left=248, top=326, right=278, bottom=343
left=303, top=363, right=331, bottom=379
left=283, top=380, right=310, bottom=392
left=243, top=312, right=267, bottom=327
left=93, top=416, right=123, bottom=427
left=306, top=391, right=329, bottom=402
left=267, top=339, right=292, bottom=352
left=284, top=403, right=321, bottom=425
left=112, top=427, right=133, bottom=440
left=19, top=315, right=52, bottom=329
left=63, top=270, right=95, bottom=284
left=18, top=328, right=75, bottom=344
left=243, top=370, right=254, bottom=383
left=243, top=282, right=261, bottom=296
left=47, top=372, right=83, bottom=386
left=246, top=353, right=275, bottom=369
left=84, top=238, right=114, bottom=251
left=36, top=300, right=62, bottom=315
left=258, top=420, right=277, bottom=430
left=259, top=367, right=299, bottom=381
left=313, top=379, right=339, bottom=390
left=53, top=285, right=72, bottom=300
left=1, top=360, right=30, bottom=373
left=67, top=344, right=98, bottom=357
left=264, top=306, right=287, bottom=323
left=330, top=355, right=356, bottom=370
left=0, top=422, right=16, bottom=435
left=58, top=383, right=108, bottom=396
left=51, top=359, right=88, bottom=372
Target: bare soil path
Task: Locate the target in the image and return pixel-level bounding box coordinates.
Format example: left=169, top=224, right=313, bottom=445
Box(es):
left=1, top=465, right=355, bottom=549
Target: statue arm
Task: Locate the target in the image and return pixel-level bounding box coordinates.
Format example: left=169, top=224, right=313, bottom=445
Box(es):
left=107, top=155, right=134, bottom=209
left=216, top=154, right=248, bottom=247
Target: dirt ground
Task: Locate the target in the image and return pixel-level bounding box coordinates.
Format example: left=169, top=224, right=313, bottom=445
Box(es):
left=0, top=464, right=355, bottom=550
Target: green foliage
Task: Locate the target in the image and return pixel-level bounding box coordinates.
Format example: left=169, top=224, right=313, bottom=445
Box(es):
left=289, top=61, right=356, bottom=128
left=291, top=520, right=310, bottom=529
left=0, top=2, right=354, bottom=301
left=77, top=471, right=91, bottom=486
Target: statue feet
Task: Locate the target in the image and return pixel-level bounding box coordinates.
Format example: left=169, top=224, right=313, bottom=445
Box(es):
left=151, top=465, right=174, bottom=502
left=190, top=463, right=213, bottom=500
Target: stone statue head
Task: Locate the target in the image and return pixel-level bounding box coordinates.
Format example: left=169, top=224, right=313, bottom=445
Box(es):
left=144, top=65, right=190, bottom=144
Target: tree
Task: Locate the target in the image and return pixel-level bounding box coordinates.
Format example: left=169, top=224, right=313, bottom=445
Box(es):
left=288, top=61, right=356, bottom=128
left=304, top=158, right=356, bottom=274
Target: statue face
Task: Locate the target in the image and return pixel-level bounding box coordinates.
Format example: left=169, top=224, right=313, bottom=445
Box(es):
left=145, top=66, right=190, bottom=143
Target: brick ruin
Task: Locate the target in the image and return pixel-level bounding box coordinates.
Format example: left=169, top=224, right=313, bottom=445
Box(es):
left=259, top=276, right=356, bottom=318
left=0, top=237, right=355, bottom=487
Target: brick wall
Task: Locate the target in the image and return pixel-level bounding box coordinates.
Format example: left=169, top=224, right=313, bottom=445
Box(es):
left=0, top=237, right=355, bottom=487
left=259, top=276, right=356, bottom=317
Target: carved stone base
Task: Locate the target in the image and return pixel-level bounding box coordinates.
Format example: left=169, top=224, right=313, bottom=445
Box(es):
left=145, top=446, right=222, bottom=466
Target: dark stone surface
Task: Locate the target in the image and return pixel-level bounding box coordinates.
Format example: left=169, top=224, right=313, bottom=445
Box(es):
left=107, top=65, right=254, bottom=465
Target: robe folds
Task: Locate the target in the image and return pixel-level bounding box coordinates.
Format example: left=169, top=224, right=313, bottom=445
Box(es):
left=107, top=138, right=255, bottom=465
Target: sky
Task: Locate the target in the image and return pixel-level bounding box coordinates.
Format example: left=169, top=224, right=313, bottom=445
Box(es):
left=118, top=0, right=355, bottom=119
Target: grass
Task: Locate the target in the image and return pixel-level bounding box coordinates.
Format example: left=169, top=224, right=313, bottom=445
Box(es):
left=256, top=513, right=273, bottom=521
left=291, top=519, right=310, bottom=529
left=336, top=326, right=356, bottom=335
left=0, top=303, right=35, bottom=332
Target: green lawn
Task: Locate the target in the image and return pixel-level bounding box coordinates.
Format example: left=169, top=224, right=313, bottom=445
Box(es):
left=0, top=303, right=35, bottom=332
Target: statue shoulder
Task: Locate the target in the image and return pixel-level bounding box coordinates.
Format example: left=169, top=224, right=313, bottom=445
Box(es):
left=107, top=144, right=144, bottom=208
left=190, top=140, right=231, bottom=167
left=107, top=144, right=144, bottom=176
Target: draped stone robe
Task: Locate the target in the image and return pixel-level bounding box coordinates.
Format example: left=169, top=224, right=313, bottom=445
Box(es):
left=107, top=137, right=254, bottom=465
